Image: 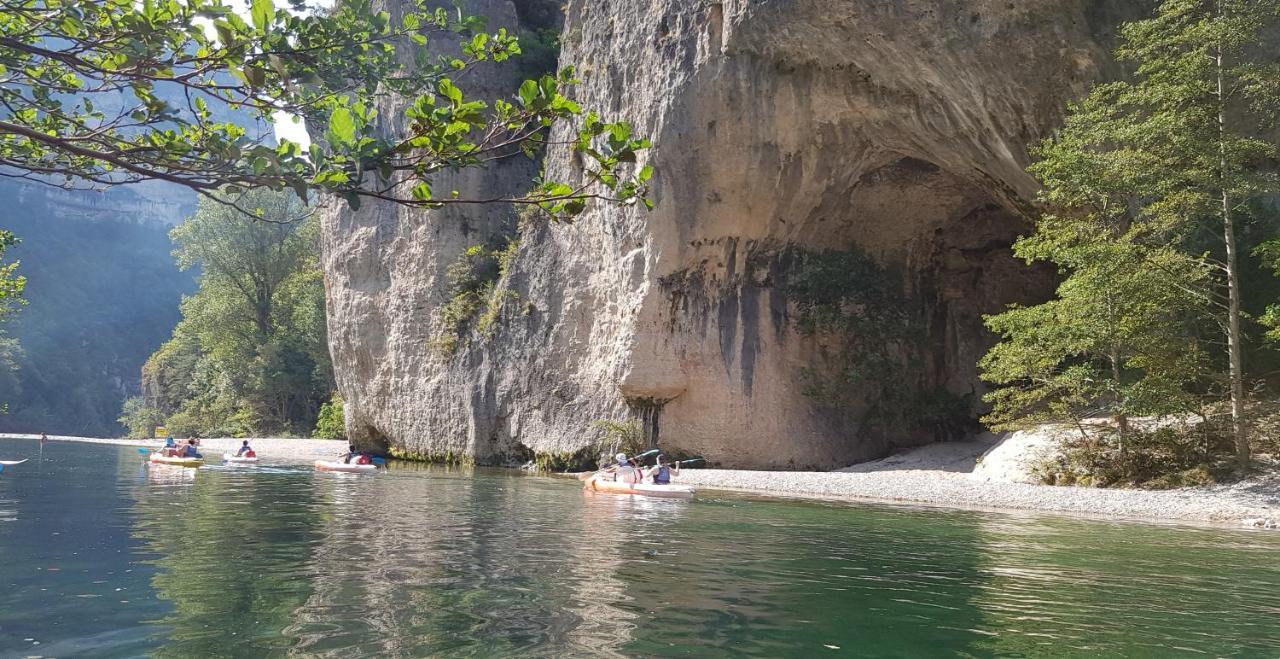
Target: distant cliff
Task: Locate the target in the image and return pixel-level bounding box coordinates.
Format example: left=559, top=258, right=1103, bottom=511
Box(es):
left=0, top=177, right=197, bottom=435
left=322, top=0, right=1148, bottom=468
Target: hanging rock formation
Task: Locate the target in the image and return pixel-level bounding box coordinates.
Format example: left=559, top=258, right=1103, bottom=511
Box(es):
left=321, top=0, right=1145, bottom=468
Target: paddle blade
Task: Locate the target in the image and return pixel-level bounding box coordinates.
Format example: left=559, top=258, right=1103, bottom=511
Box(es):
left=372, top=457, right=386, bottom=466
left=137, top=448, right=151, bottom=455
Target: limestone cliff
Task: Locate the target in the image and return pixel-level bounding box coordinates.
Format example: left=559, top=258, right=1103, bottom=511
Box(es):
left=323, top=0, right=1146, bottom=468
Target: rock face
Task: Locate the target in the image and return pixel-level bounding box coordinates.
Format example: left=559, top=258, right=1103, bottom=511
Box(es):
left=322, top=0, right=1145, bottom=468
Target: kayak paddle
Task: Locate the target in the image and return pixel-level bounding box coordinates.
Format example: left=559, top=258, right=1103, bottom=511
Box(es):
left=136, top=448, right=151, bottom=455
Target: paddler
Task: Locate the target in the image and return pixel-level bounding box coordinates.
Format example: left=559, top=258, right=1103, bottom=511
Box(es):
left=645, top=455, right=679, bottom=485
left=603, top=452, right=640, bottom=485
left=235, top=440, right=255, bottom=457
left=181, top=439, right=202, bottom=459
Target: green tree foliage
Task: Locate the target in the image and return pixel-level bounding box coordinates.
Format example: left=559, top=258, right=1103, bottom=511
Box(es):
left=118, top=395, right=165, bottom=438
left=312, top=392, right=345, bottom=439
left=0, top=231, right=25, bottom=410
left=131, top=189, right=333, bottom=437
left=0, top=0, right=651, bottom=219
left=0, top=231, right=24, bottom=321
left=981, top=0, right=1280, bottom=468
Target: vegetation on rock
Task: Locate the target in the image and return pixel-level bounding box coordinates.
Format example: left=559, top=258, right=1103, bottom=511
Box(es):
left=783, top=247, right=974, bottom=441
left=434, top=238, right=520, bottom=353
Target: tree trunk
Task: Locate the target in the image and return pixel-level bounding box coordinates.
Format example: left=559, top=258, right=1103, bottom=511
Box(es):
left=1217, top=37, right=1250, bottom=470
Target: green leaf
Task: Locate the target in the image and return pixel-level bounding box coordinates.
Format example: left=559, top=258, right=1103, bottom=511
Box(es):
left=328, top=106, right=355, bottom=145
left=638, top=165, right=653, bottom=182
left=250, top=0, right=273, bottom=31
left=518, top=80, right=538, bottom=107
left=438, top=79, right=463, bottom=105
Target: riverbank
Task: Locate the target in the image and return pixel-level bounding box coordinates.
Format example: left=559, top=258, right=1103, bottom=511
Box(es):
left=0, top=433, right=347, bottom=462
left=673, top=435, right=1280, bottom=527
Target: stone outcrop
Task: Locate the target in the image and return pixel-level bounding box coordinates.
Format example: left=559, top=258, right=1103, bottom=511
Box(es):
left=322, top=0, right=1147, bottom=468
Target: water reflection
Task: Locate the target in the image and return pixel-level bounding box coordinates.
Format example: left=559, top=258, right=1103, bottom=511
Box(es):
left=287, top=468, right=661, bottom=656
left=2, top=442, right=1278, bottom=657
left=127, top=466, right=323, bottom=657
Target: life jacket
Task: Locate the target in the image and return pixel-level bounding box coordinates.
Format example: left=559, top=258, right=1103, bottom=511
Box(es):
left=356, top=454, right=372, bottom=465
left=653, top=466, right=671, bottom=485
left=244, top=450, right=256, bottom=458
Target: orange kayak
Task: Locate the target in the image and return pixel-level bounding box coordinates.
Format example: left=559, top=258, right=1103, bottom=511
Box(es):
left=585, top=474, right=695, bottom=499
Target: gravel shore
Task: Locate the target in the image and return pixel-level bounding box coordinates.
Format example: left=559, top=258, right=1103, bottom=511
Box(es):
left=674, top=436, right=1280, bottom=527
left=676, top=468, right=1280, bottom=526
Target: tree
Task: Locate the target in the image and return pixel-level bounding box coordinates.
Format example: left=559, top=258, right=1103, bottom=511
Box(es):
left=0, top=0, right=652, bottom=219
left=0, top=231, right=25, bottom=410
left=171, top=190, right=312, bottom=337
left=980, top=223, right=1213, bottom=441
left=0, top=231, right=23, bottom=321
left=140, top=189, right=333, bottom=435
left=981, top=0, right=1280, bottom=468
left=312, top=392, right=344, bottom=439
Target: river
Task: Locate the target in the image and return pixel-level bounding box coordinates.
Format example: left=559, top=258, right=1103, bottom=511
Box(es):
left=0, top=439, right=1277, bottom=657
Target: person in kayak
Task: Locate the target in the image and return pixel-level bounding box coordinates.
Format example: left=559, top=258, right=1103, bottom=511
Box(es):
left=180, top=440, right=202, bottom=459
left=645, top=455, right=679, bottom=485
left=603, top=452, right=640, bottom=484
left=235, top=440, right=255, bottom=457
left=341, top=443, right=371, bottom=464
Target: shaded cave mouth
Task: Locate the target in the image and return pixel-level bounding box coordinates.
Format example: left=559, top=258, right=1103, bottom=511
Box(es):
left=660, top=156, right=1059, bottom=448
left=783, top=156, right=1058, bottom=442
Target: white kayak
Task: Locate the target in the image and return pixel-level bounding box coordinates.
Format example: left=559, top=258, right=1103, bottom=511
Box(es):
left=224, top=455, right=259, bottom=464
left=314, top=460, right=378, bottom=474
left=585, top=474, right=696, bottom=499
left=0, top=459, right=29, bottom=466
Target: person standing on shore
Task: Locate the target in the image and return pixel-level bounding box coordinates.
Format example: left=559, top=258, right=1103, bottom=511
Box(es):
left=39, top=433, right=47, bottom=445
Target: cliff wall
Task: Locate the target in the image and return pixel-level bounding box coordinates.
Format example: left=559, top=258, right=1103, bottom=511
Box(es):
left=323, top=0, right=1145, bottom=468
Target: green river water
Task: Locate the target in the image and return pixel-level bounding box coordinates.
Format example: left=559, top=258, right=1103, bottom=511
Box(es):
left=0, top=439, right=1278, bottom=657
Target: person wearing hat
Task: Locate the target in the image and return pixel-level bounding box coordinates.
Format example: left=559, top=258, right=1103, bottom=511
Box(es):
left=603, top=452, right=639, bottom=485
